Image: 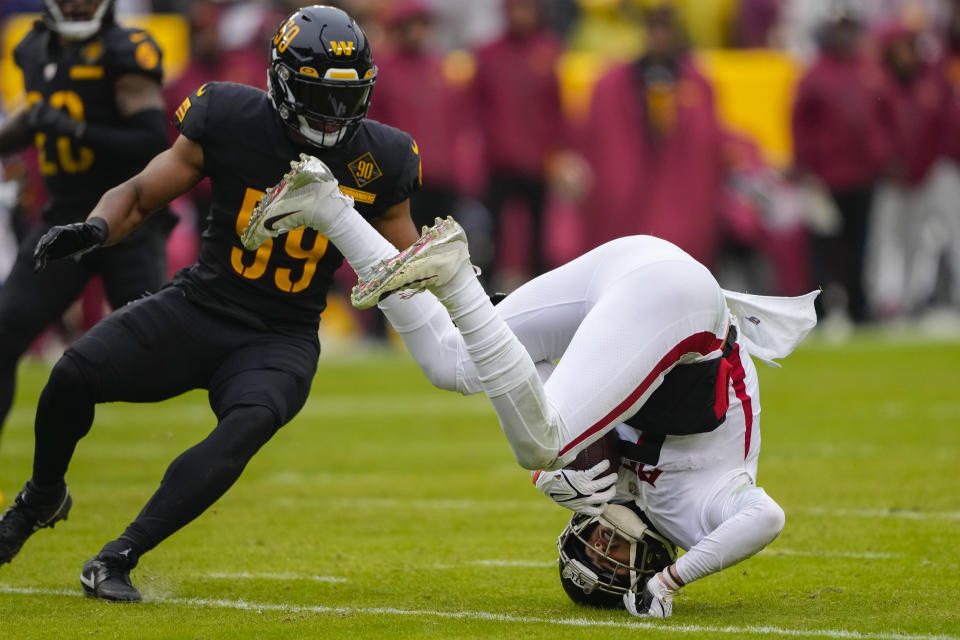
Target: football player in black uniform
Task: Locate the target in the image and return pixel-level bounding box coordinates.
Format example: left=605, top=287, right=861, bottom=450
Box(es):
left=0, top=0, right=171, bottom=441
left=0, top=6, right=421, bottom=601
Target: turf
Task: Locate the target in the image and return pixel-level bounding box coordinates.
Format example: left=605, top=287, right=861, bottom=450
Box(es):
left=0, top=333, right=958, bottom=639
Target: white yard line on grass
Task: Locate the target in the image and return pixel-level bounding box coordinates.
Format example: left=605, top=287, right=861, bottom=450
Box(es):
left=200, top=572, right=347, bottom=583
left=2, top=585, right=956, bottom=640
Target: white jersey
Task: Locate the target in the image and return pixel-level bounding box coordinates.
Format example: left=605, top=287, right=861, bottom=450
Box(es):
left=608, top=338, right=762, bottom=551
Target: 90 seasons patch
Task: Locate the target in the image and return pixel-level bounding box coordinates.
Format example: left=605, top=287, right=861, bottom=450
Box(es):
left=347, top=152, right=382, bottom=188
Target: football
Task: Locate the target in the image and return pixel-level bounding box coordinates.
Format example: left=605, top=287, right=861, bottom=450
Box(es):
left=566, top=429, right=622, bottom=473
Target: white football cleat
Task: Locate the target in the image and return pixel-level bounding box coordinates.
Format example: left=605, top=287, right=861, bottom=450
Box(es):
left=241, top=153, right=354, bottom=250
left=351, top=216, right=470, bottom=309
left=623, top=574, right=674, bottom=618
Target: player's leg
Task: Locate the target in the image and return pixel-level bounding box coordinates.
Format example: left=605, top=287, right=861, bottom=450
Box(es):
left=354, top=225, right=729, bottom=471
left=0, top=288, right=216, bottom=567
left=84, top=333, right=318, bottom=601
left=242, top=155, right=472, bottom=392
left=0, top=222, right=90, bottom=437
left=94, top=227, right=169, bottom=308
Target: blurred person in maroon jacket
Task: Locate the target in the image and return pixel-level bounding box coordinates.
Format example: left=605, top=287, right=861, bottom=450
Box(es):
left=368, top=0, right=471, bottom=229
left=733, top=0, right=785, bottom=48
left=163, top=2, right=269, bottom=116
left=715, top=128, right=811, bottom=298
left=471, top=0, right=565, bottom=284
left=791, top=9, right=895, bottom=323
left=933, top=3, right=960, bottom=308
left=580, top=5, right=724, bottom=268
left=868, top=20, right=958, bottom=317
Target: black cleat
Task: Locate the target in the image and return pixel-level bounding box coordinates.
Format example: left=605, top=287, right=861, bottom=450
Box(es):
left=0, top=485, right=72, bottom=566
left=80, top=552, right=142, bottom=602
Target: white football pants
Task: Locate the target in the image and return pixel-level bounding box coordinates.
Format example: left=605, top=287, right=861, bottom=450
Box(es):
left=381, top=235, right=730, bottom=470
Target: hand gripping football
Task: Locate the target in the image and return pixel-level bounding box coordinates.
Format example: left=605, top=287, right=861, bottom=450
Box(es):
left=566, top=429, right=622, bottom=473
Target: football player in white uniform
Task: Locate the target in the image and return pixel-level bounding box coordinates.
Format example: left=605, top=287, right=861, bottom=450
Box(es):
left=242, top=155, right=819, bottom=617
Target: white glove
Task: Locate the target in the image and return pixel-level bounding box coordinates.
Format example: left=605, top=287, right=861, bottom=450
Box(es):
left=623, top=574, right=674, bottom=618
left=534, top=459, right=618, bottom=516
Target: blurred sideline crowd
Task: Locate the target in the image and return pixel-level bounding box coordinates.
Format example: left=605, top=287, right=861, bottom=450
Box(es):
left=2, top=0, right=960, bottom=350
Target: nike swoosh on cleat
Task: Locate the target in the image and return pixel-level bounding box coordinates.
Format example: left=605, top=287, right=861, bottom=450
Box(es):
left=263, top=211, right=301, bottom=231
left=79, top=573, right=96, bottom=589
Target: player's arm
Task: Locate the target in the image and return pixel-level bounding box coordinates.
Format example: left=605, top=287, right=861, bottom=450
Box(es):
left=0, top=107, right=33, bottom=155
left=82, top=73, right=167, bottom=160
left=24, top=73, right=167, bottom=163
left=92, top=134, right=203, bottom=243
left=371, top=198, right=420, bottom=249
left=33, top=134, right=203, bottom=272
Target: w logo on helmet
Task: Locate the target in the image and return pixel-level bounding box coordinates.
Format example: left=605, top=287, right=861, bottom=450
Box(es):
left=329, top=41, right=355, bottom=56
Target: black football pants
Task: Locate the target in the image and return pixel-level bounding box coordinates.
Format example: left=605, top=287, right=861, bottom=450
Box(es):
left=29, top=286, right=319, bottom=556
left=0, top=221, right=168, bottom=440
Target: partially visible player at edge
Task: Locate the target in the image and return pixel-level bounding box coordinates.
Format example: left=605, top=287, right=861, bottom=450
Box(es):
left=0, top=0, right=172, bottom=443
left=0, top=5, right=422, bottom=602
left=240, top=155, right=820, bottom=618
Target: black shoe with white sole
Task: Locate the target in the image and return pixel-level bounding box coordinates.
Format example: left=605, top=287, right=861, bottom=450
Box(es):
left=80, top=551, right=141, bottom=602
left=0, top=484, right=72, bottom=566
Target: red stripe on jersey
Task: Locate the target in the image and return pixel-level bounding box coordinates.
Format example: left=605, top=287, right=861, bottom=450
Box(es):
left=558, top=330, right=724, bottom=457
left=729, top=343, right=754, bottom=459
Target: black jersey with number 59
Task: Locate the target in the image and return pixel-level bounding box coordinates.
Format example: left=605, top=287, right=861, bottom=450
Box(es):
left=173, top=81, right=421, bottom=335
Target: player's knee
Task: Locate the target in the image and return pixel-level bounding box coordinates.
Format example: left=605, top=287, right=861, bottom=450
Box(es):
left=218, top=405, right=281, bottom=461
left=418, top=359, right=459, bottom=393
left=755, top=495, right=786, bottom=544
left=512, top=442, right=560, bottom=471
left=44, top=354, right=95, bottom=400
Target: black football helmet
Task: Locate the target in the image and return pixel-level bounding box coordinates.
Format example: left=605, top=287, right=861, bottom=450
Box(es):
left=558, top=503, right=676, bottom=609
left=268, top=5, right=377, bottom=149
left=43, top=0, right=116, bottom=41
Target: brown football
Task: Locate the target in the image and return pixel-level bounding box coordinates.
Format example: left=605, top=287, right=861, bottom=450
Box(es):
left=565, top=429, right=622, bottom=473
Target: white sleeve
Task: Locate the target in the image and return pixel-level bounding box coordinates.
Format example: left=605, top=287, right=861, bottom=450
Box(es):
left=674, top=485, right=785, bottom=584
left=377, top=291, right=482, bottom=395
left=378, top=293, right=558, bottom=397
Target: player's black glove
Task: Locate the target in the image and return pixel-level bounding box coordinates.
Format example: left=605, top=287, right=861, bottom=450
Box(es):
left=33, top=218, right=109, bottom=273
left=26, top=101, right=85, bottom=139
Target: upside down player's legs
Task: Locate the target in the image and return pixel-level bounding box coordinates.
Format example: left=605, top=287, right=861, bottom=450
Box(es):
left=424, top=238, right=729, bottom=471
left=541, top=260, right=728, bottom=466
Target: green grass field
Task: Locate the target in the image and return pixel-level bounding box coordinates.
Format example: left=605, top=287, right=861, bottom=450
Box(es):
left=0, top=334, right=958, bottom=639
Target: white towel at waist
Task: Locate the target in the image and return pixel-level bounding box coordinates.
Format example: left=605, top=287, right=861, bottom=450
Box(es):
left=722, top=289, right=820, bottom=367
